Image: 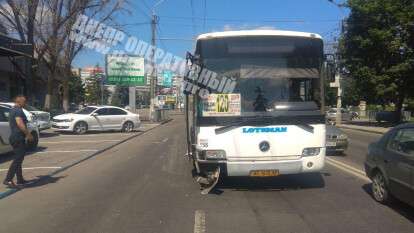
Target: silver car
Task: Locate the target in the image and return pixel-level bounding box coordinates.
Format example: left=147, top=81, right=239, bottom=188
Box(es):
left=326, top=108, right=352, bottom=123
left=0, top=105, right=39, bottom=154
left=0, top=102, right=51, bottom=131
left=326, top=124, right=348, bottom=154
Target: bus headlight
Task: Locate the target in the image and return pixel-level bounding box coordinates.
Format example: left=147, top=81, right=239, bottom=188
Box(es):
left=202, top=150, right=226, bottom=160
left=302, top=147, right=321, bottom=157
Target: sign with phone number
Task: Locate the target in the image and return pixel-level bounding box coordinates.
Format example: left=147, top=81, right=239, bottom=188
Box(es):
left=106, top=55, right=145, bottom=86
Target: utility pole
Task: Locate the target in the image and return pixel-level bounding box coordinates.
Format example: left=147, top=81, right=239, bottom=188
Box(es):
left=335, top=19, right=346, bottom=126
left=101, top=79, right=104, bottom=105
left=335, top=73, right=342, bottom=126
left=327, top=1, right=347, bottom=126
left=149, top=1, right=163, bottom=121
left=149, top=13, right=157, bottom=121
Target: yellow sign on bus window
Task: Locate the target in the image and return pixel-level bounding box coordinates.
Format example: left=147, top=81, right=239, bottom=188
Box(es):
left=203, top=94, right=241, bottom=116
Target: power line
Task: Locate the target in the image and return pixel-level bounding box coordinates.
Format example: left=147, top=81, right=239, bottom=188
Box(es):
left=156, top=24, right=168, bottom=50
left=158, top=15, right=343, bottom=23
left=141, top=0, right=152, bottom=12
left=203, top=0, right=207, bottom=32
left=189, top=0, right=197, bottom=36
left=134, top=3, right=151, bottom=19
left=122, top=21, right=151, bottom=27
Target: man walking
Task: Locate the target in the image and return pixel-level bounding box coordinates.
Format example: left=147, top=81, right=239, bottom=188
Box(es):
left=3, top=95, right=33, bottom=188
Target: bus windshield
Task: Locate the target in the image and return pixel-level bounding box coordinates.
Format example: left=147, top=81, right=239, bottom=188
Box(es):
left=196, top=36, right=323, bottom=118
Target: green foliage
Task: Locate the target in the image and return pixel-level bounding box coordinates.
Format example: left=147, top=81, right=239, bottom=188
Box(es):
left=110, top=86, right=129, bottom=107
left=406, top=98, right=414, bottom=112
left=69, top=75, right=85, bottom=104
left=84, top=75, right=110, bottom=105
left=366, top=104, right=383, bottom=111
left=325, top=82, right=337, bottom=107
left=341, top=0, right=414, bottom=108
left=110, top=87, right=121, bottom=107
left=341, top=78, right=361, bottom=106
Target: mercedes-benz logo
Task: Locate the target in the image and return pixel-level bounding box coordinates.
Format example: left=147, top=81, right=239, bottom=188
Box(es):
left=259, top=141, right=270, bottom=152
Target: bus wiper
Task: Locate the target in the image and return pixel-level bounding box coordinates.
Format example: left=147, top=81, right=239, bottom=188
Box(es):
left=297, top=124, right=314, bottom=133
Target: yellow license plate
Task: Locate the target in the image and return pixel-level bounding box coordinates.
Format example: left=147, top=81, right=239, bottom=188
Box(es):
left=249, top=170, right=279, bottom=177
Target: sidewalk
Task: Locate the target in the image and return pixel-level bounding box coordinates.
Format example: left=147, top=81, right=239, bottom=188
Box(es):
left=338, top=119, right=394, bottom=134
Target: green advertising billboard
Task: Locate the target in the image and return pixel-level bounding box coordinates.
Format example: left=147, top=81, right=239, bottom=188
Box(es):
left=162, top=70, right=173, bottom=87
left=106, top=55, right=145, bottom=86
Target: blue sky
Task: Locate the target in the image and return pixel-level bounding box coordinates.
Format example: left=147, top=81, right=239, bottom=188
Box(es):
left=73, top=0, right=348, bottom=68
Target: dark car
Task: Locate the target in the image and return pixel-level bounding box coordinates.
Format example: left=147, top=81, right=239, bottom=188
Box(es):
left=375, top=111, right=399, bottom=123
left=365, top=123, right=414, bottom=206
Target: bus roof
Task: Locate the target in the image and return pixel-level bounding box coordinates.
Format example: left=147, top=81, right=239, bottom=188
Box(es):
left=196, top=30, right=323, bottom=41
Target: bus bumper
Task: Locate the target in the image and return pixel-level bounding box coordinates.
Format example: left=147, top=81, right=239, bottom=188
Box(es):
left=198, top=156, right=325, bottom=176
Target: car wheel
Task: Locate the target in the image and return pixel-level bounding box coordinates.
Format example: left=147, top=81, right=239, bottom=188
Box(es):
left=372, top=171, right=391, bottom=204
left=122, top=121, right=134, bottom=133
left=73, top=121, right=88, bottom=135
left=26, top=131, right=39, bottom=151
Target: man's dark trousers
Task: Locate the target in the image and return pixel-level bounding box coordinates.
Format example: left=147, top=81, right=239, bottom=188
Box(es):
left=4, top=139, right=26, bottom=183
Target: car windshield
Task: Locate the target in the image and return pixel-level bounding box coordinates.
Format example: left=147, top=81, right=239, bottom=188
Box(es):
left=196, top=36, right=323, bottom=118
left=75, top=107, right=97, bottom=115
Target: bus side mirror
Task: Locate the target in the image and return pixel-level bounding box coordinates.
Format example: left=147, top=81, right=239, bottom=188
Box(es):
left=186, top=52, right=201, bottom=65
left=184, top=52, right=203, bottom=96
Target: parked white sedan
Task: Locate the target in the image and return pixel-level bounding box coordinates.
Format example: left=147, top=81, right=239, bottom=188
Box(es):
left=52, top=106, right=141, bottom=134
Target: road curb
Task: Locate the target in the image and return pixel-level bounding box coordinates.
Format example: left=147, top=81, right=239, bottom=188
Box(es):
left=0, top=119, right=171, bottom=200
left=338, top=125, right=387, bottom=135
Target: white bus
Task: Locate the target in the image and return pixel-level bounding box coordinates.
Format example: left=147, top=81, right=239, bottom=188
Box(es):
left=184, top=30, right=330, bottom=192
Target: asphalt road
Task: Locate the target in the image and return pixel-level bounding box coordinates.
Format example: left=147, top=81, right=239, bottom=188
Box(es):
left=0, top=122, right=161, bottom=194
left=0, top=115, right=413, bottom=233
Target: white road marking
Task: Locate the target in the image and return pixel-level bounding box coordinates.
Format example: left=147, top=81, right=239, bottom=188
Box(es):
left=35, top=149, right=99, bottom=153
left=151, top=138, right=170, bottom=144
left=41, top=140, right=120, bottom=144
left=0, top=166, right=62, bottom=172
left=326, top=157, right=370, bottom=182
left=194, top=210, right=206, bottom=233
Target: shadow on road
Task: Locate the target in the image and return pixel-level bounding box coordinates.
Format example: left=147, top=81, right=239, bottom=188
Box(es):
left=21, top=175, right=66, bottom=189
left=347, top=120, right=397, bottom=128
left=0, top=146, right=48, bottom=165
left=39, top=131, right=60, bottom=138
left=213, top=173, right=325, bottom=194
left=326, top=151, right=347, bottom=157
left=362, top=184, right=414, bottom=223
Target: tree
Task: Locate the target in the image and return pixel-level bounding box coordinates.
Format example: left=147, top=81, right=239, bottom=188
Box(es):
left=84, top=73, right=110, bottom=105
left=325, top=82, right=337, bottom=107
left=0, top=0, right=128, bottom=111
left=68, top=75, right=85, bottom=104
left=341, top=0, right=414, bottom=121
left=0, top=0, right=39, bottom=102
left=110, top=86, right=129, bottom=107
left=341, top=78, right=360, bottom=106
left=61, top=0, right=128, bottom=112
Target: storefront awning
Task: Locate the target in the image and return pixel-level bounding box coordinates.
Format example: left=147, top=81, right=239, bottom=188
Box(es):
left=0, top=34, right=32, bottom=58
